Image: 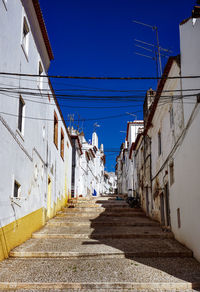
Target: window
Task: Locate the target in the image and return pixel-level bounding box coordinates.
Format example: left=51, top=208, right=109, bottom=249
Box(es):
left=169, top=161, right=174, bottom=185
left=158, top=131, right=161, bottom=156
left=38, top=62, right=43, bottom=89
left=22, top=17, right=29, bottom=55
left=54, top=111, right=58, bottom=148
left=18, top=96, right=25, bottom=133
left=60, top=128, right=64, bottom=160
left=13, top=181, right=20, bottom=198
left=169, top=107, right=174, bottom=128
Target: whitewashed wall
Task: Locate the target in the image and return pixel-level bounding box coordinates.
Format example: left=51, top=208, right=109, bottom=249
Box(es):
left=170, top=17, right=200, bottom=261
left=0, top=0, right=72, bottom=229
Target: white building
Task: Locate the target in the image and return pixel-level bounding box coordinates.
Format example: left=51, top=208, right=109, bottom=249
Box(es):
left=169, top=5, right=200, bottom=261
left=104, top=172, right=117, bottom=194
left=136, top=57, right=182, bottom=222
left=69, top=129, right=105, bottom=197
left=134, top=4, right=200, bottom=262
left=115, top=121, right=143, bottom=197
left=0, top=0, right=72, bottom=261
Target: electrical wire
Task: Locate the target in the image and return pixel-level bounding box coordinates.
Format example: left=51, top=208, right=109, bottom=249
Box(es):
left=1, top=71, right=200, bottom=80
left=0, top=110, right=143, bottom=122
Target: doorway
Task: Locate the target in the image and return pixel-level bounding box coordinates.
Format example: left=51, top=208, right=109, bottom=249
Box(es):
left=160, top=192, right=165, bottom=226
left=165, top=183, right=171, bottom=227
left=145, top=187, right=149, bottom=215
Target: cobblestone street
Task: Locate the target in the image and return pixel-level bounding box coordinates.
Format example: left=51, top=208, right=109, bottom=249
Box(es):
left=0, top=195, right=200, bottom=291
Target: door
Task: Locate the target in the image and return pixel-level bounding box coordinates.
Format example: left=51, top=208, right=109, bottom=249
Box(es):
left=160, top=192, right=165, bottom=226
left=47, top=176, right=52, bottom=219
left=145, top=187, right=149, bottom=215
left=165, top=183, right=171, bottom=227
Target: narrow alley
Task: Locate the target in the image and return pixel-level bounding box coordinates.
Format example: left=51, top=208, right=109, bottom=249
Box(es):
left=0, top=195, right=200, bottom=291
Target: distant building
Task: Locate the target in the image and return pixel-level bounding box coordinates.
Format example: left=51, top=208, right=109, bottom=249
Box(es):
left=115, top=121, right=143, bottom=197
left=69, top=129, right=105, bottom=197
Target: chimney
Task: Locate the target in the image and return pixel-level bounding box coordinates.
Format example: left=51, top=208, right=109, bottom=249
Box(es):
left=192, top=3, right=200, bottom=18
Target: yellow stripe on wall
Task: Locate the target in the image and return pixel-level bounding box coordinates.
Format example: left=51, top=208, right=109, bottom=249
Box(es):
left=0, top=190, right=71, bottom=261
left=0, top=208, right=44, bottom=261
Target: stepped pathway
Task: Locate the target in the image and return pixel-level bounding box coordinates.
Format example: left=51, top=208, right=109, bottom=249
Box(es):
left=0, top=195, right=200, bottom=291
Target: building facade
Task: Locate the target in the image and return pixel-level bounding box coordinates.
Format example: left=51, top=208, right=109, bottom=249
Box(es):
left=0, top=0, right=72, bottom=261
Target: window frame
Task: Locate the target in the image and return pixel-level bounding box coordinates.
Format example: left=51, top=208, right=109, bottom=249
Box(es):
left=13, top=180, right=21, bottom=198
left=158, top=131, right=162, bottom=156
left=60, top=128, right=64, bottom=160
left=38, top=61, right=43, bottom=90
left=21, top=16, right=30, bottom=58
left=18, top=95, right=25, bottom=134
left=54, top=111, right=58, bottom=148
left=169, top=106, right=174, bottom=128
left=169, top=161, right=174, bottom=185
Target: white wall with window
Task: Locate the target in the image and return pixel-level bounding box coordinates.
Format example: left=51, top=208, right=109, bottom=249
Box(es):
left=169, top=11, right=200, bottom=261
left=0, top=0, right=72, bottom=261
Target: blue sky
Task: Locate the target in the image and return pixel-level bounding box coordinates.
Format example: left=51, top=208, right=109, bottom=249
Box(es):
left=40, top=0, right=195, bottom=172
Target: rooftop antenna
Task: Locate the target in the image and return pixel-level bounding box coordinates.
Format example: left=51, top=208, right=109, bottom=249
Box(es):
left=133, top=20, right=172, bottom=78
left=93, top=122, right=100, bottom=132
left=68, top=114, right=74, bottom=128
left=126, top=112, right=137, bottom=121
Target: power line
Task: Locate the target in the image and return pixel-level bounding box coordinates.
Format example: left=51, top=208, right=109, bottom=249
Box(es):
left=2, top=71, right=200, bottom=80
left=0, top=110, right=143, bottom=122
left=1, top=88, right=199, bottom=102
left=0, top=91, right=143, bottom=109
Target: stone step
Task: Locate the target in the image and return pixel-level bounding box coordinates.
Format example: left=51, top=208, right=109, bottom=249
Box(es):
left=9, top=238, right=193, bottom=259
left=64, top=207, right=141, bottom=213
left=69, top=196, right=116, bottom=203
left=10, top=250, right=193, bottom=259
left=72, top=203, right=129, bottom=208
left=1, top=282, right=199, bottom=291
left=47, top=220, right=159, bottom=227
left=32, top=225, right=173, bottom=239
left=52, top=215, right=159, bottom=224
left=0, top=258, right=200, bottom=290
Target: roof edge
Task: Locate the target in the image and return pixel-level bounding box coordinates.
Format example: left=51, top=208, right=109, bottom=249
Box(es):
left=32, top=0, right=54, bottom=60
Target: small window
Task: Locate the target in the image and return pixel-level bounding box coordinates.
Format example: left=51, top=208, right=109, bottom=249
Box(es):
left=14, top=181, right=20, bottom=198
left=158, top=131, right=161, bottom=156
left=169, top=161, right=174, bottom=185
left=38, top=62, right=43, bottom=89
left=22, top=17, right=29, bottom=55
left=18, top=95, right=25, bottom=133
left=54, top=111, right=58, bottom=148
left=60, top=128, right=64, bottom=160
left=169, top=107, right=174, bottom=128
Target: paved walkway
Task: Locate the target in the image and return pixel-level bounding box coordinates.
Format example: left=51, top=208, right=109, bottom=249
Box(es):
left=0, top=195, right=200, bottom=291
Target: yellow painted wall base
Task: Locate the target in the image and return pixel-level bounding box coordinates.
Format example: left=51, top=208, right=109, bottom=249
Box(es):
left=0, top=208, right=44, bottom=261
left=0, top=191, right=72, bottom=262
